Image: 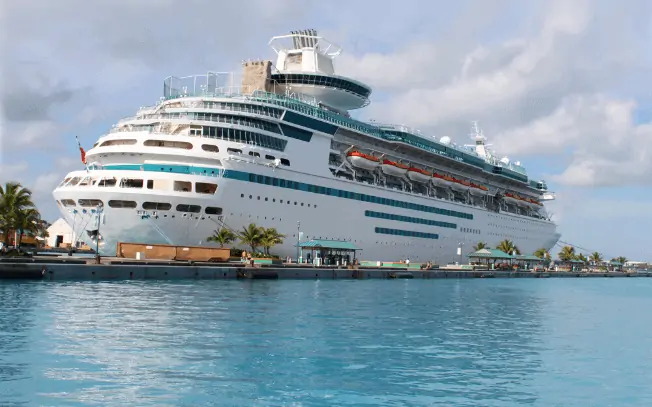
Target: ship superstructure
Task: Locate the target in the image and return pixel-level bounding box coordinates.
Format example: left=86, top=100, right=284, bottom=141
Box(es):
left=52, top=29, right=560, bottom=263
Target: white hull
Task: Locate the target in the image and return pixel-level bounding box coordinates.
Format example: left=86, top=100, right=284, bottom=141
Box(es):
left=406, top=170, right=430, bottom=183
left=53, top=163, right=559, bottom=264
left=347, top=155, right=379, bottom=171
left=381, top=163, right=407, bottom=177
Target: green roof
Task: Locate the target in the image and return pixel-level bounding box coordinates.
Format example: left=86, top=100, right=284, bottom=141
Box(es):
left=468, top=248, right=514, bottom=259
left=567, top=259, right=585, bottom=263
left=297, top=239, right=361, bottom=251
left=517, top=255, right=546, bottom=261
left=610, top=261, right=623, bottom=266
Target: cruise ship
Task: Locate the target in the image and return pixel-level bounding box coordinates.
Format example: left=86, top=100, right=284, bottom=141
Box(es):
left=52, top=29, right=560, bottom=263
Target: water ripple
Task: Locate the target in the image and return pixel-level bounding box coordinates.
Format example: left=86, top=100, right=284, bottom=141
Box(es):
left=1, top=279, right=652, bottom=406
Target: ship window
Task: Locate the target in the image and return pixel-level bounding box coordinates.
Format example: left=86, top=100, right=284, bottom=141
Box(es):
left=201, top=144, right=219, bottom=152
left=205, top=207, right=222, bottom=215
left=68, top=177, right=82, bottom=186
left=99, top=139, right=137, bottom=147
left=248, top=151, right=261, bottom=158
left=142, top=202, right=172, bottom=210
left=108, top=200, right=137, bottom=208
left=195, top=182, right=217, bottom=194
left=61, top=199, right=76, bottom=207
left=98, top=178, right=117, bottom=187
left=265, top=155, right=275, bottom=160
left=78, top=176, right=93, bottom=187
left=227, top=148, right=243, bottom=154
left=176, top=204, right=201, bottom=213
left=173, top=181, right=192, bottom=192
left=144, top=140, right=193, bottom=149
left=78, top=199, right=104, bottom=207
left=280, top=158, right=290, bottom=166
left=120, top=178, right=144, bottom=188
left=147, top=180, right=153, bottom=189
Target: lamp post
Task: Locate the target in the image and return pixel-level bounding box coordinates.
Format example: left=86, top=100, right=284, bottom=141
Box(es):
left=95, top=203, right=103, bottom=264
left=296, top=221, right=300, bottom=264
left=458, top=241, right=464, bottom=265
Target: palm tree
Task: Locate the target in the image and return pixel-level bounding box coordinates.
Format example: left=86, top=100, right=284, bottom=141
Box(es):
left=589, top=252, right=603, bottom=265
left=496, top=239, right=520, bottom=255
left=237, top=223, right=264, bottom=253
left=575, top=253, right=588, bottom=264
left=612, top=256, right=628, bottom=265
left=15, top=208, right=41, bottom=247
left=207, top=228, right=237, bottom=248
left=534, top=248, right=551, bottom=260
left=473, top=242, right=489, bottom=251
left=0, top=182, right=37, bottom=246
left=558, top=245, right=575, bottom=262
left=260, top=227, right=285, bottom=255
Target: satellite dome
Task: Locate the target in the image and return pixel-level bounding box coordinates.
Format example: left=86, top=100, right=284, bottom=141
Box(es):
left=500, top=156, right=510, bottom=165
left=440, top=136, right=451, bottom=145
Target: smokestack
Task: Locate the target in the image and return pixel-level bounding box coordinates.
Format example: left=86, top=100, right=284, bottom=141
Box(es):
left=290, top=31, right=297, bottom=49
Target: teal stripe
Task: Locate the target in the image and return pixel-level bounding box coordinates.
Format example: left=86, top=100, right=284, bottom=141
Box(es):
left=365, top=210, right=456, bottom=229
left=101, top=164, right=474, bottom=221
left=374, top=227, right=438, bottom=240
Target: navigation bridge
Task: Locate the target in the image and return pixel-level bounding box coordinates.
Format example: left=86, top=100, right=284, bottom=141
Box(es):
left=268, top=29, right=371, bottom=111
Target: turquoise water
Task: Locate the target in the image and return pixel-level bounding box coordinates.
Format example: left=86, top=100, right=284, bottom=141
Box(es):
left=1, top=279, right=651, bottom=406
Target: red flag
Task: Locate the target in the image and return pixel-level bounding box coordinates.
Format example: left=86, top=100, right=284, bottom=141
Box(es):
left=79, top=146, right=86, bottom=164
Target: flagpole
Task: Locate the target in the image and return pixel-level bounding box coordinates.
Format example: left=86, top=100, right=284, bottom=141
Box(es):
left=75, top=135, right=89, bottom=172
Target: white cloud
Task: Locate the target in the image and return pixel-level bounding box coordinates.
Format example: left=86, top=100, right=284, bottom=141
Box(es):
left=335, top=0, right=651, bottom=187
left=493, top=95, right=652, bottom=186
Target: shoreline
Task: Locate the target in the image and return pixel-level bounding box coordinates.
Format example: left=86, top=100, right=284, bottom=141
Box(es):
left=0, top=257, right=649, bottom=281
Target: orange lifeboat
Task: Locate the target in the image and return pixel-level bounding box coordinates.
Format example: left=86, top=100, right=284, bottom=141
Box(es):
left=503, top=192, right=520, bottom=205
left=407, top=167, right=431, bottom=183
left=346, top=151, right=380, bottom=171
left=451, top=177, right=470, bottom=193
left=469, top=182, right=488, bottom=196
left=380, top=159, right=408, bottom=177
left=431, top=172, right=447, bottom=187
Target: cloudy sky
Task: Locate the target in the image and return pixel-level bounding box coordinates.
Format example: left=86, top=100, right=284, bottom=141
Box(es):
left=1, top=0, right=650, bottom=260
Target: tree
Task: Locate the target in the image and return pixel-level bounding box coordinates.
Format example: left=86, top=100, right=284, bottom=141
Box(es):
left=558, top=246, right=575, bottom=261
left=612, top=256, right=628, bottom=265
left=534, top=248, right=551, bottom=260
left=473, top=242, right=489, bottom=251
left=16, top=208, right=41, bottom=247
left=237, top=223, right=264, bottom=253
left=496, top=239, right=520, bottom=255
left=0, top=182, right=37, bottom=247
left=260, top=227, right=285, bottom=255
left=575, top=253, right=588, bottom=264
left=207, top=228, right=236, bottom=248
left=589, top=252, right=603, bottom=265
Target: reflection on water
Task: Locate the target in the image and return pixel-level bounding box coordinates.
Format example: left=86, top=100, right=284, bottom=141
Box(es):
left=0, top=279, right=651, bottom=406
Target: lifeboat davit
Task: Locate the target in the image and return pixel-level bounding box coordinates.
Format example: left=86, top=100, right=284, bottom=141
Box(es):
left=381, top=159, right=408, bottom=177
left=469, top=182, right=489, bottom=196
left=347, top=151, right=380, bottom=171
left=407, top=167, right=431, bottom=183
left=451, top=178, right=470, bottom=193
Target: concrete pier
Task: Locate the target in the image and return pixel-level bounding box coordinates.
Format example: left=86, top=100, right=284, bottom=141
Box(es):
left=0, top=257, right=650, bottom=281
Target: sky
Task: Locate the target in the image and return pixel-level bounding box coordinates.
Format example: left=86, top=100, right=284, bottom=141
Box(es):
left=0, top=0, right=651, bottom=260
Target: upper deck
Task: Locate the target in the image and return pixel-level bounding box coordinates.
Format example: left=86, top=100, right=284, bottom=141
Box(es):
left=156, top=71, right=543, bottom=190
